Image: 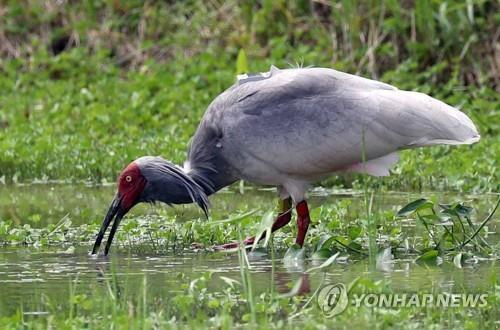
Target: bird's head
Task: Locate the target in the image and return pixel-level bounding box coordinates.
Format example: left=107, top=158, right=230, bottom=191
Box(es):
left=91, top=156, right=209, bottom=255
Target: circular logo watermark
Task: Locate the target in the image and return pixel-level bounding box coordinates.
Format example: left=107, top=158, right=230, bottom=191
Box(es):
left=317, top=283, right=349, bottom=317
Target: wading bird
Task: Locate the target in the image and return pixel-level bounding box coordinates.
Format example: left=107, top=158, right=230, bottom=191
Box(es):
left=92, top=66, right=479, bottom=255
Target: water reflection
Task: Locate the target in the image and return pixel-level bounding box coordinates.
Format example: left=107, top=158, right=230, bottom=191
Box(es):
left=0, top=244, right=497, bottom=316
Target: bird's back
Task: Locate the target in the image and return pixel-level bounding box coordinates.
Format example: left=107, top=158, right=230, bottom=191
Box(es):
left=188, top=67, right=480, bottom=186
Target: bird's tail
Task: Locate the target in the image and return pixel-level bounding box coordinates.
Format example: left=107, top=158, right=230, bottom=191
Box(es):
left=394, top=91, right=480, bottom=148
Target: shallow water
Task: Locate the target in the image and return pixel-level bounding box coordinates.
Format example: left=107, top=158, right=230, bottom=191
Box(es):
left=0, top=185, right=498, bottom=316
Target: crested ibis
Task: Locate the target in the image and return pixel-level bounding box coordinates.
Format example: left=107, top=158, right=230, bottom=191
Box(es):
left=91, top=66, right=480, bottom=255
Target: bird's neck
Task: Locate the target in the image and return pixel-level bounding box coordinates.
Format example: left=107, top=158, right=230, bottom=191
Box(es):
left=162, top=165, right=225, bottom=217
left=184, top=162, right=239, bottom=197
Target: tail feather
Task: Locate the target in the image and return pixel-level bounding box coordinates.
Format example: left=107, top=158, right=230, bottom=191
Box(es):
left=388, top=91, right=481, bottom=148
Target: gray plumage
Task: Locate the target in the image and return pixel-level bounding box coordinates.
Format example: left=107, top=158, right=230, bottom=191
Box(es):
left=184, top=66, right=479, bottom=202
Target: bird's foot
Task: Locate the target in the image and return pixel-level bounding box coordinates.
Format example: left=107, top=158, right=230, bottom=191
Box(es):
left=213, top=236, right=255, bottom=251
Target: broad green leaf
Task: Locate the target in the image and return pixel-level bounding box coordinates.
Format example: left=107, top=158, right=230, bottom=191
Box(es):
left=316, top=235, right=336, bottom=252
left=312, top=248, right=333, bottom=260
left=454, top=204, right=473, bottom=216
left=348, top=226, right=362, bottom=240
left=439, top=203, right=473, bottom=217
left=347, top=241, right=363, bottom=253
left=334, top=236, right=349, bottom=246
left=440, top=231, right=455, bottom=250
left=416, top=249, right=439, bottom=264
left=421, top=214, right=441, bottom=221
left=397, top=198, right=433, bottom=217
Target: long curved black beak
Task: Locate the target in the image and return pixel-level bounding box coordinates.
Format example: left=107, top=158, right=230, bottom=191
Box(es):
left=91, top=193, right=126, bottom=256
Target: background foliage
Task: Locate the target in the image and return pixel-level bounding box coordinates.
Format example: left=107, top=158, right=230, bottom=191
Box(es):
left=0, top=0, right=498, bottom=191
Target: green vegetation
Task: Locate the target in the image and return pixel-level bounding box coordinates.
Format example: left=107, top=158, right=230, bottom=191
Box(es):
left=1, top=185, right=498, bottom=328
left=0, top=0, right=498, bottom=191
left=0, top=187, right=499, bottom=329
left=1, top=187, right=498, bottom=266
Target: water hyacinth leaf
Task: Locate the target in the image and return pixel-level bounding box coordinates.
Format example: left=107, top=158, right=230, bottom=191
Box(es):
left=439, top=203, right=453, bottom=210
left=435, top=220, right=454, bottom=226
left=439, top=203, right=473, bottom=217
left=420, top=214, right=441, bottom=224
left=454, top=204, right=473, bottom=216
left=306, top=252, right=340, bottom=273
left=437, top=211, right=452, bottom=221
left=335, top=236, right=349, bottom=246
left=315, top=235, right=336, bottom=252
left=312, top=248, right=333, bottom=260
left=397, top=198, right=433, bottom=217
left=416, top=249, right=439, bottom=264
left=440, top=207, right=460, bottom=218
left=440, top=231, right=455, bottom=249
left=347, top=241, right=363, bottom=253
left=348, top=226, right=362, bottom=240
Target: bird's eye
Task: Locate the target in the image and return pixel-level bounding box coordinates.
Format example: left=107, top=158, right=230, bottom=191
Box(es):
left=125, top=175, right=132, bottom=182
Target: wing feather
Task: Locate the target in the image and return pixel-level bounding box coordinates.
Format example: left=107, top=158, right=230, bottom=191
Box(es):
left=199, top=67, right=480, bottom=181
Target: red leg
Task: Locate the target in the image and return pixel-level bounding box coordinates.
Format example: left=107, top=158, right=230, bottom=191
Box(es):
left=295, top=200, right=311, bottom=247
left=213, top=198, right=292, bottom=250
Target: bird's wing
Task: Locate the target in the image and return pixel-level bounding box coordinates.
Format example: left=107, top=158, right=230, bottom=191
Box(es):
left=215, top=67, right=479, bottom=180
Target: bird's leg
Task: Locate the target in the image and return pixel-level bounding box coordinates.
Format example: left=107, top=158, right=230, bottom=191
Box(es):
left=295, top=200, right=311, bottom=247
left=213, top=197, right=293, bottom=250
left=243, top=197, right=293, bottom=245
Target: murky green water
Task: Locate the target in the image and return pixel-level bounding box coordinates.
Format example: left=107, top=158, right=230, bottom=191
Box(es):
left=0, top=185, right=498, bottom=316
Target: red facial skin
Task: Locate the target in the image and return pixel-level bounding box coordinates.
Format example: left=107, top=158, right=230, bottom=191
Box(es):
left=118, top=162, right=147, bottom=211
